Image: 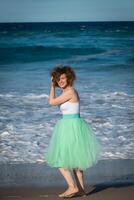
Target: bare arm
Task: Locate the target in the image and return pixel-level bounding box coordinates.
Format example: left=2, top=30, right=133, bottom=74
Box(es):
left=49, top=87, right=72, bottom=106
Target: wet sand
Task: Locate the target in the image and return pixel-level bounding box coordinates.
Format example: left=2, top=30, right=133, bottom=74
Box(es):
left=0, top=160, right=134, bottom=199
left=0, top=182, right=134, bottom=200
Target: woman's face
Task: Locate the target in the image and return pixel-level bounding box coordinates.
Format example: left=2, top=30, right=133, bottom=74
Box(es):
left=57, top=73, right=68, bottom=89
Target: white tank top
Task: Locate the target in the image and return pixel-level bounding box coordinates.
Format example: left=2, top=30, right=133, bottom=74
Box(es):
left=60, top=101, right=80, bottom=114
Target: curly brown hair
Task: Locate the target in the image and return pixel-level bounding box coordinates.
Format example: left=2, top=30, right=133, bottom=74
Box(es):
left=50, top=65, right=76, bottom=87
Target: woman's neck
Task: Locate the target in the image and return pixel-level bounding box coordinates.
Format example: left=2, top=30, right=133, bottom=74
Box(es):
left=62, top=86, right=73, bottom=92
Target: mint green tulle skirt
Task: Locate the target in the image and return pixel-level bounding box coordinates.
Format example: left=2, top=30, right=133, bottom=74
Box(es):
left=45, top=113, right=101, bottom=170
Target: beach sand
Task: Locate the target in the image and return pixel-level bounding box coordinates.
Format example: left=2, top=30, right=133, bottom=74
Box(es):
left=0, top=160, right=134, bottom=199
left=0, top=183, right=134, bottom=200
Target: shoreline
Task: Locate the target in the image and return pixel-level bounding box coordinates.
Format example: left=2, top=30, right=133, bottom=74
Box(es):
left=0, top=159, right=134, bottom=187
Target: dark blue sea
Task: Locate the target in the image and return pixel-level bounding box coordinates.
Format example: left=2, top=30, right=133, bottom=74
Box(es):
left=0, top=22, right=134, bottom=164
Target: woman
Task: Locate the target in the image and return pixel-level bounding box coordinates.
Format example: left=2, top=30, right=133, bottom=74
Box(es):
left=45, top=65, right=101, bottom=198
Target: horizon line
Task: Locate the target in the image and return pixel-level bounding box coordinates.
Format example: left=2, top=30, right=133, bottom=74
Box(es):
left=0, top=20, right=134, bottom=24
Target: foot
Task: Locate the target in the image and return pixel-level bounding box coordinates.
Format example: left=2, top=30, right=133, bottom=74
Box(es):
left=59, top=185, right=79, bottom=197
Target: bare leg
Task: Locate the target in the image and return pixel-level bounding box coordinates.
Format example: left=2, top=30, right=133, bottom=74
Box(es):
left=58, top=167, right=79, bottom=197
left=73, top=168, right=85, bottom=192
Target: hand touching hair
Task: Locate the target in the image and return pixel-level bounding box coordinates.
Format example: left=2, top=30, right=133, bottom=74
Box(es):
left=50, top=65, right=76, bottom=87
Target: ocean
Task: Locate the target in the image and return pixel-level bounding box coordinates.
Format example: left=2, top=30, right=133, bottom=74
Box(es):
left=0, top=22, right=134, bottom=164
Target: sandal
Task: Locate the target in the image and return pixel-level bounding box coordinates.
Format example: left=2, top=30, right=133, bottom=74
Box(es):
left=74, top=190, right=87, bottom=197
left=63, top=191, right=78, bottom=198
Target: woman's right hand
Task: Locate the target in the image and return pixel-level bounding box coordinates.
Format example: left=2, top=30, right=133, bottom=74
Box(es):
left=51, top=76, right=56, bottom=87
